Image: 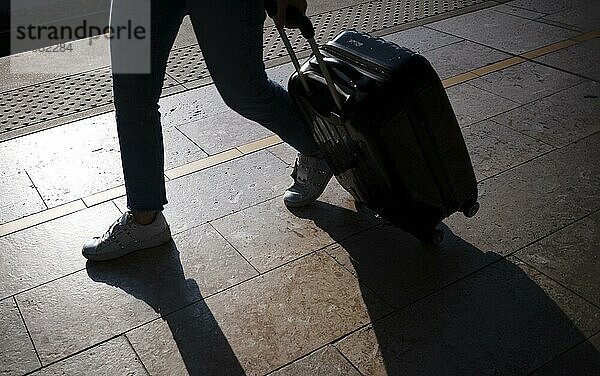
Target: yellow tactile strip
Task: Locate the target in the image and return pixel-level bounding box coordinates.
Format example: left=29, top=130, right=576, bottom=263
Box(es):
left=0, top=135, right=284, bottom=237
left=441, top=29, right=599, bottom=88
left=82, top=186, right=127, bottom=208
left=165, top=149, right=244, bottom=181
left=0, top=200, right=87, bottom=237
left=572, top=30, right=600, bottom=42
left=520, top=40, right=578, bottom=59
left=441, top=72, right=480, bottom=88
left=0, top=30, right=597, bottom=237
left=469, top=57, right=526, bottom=78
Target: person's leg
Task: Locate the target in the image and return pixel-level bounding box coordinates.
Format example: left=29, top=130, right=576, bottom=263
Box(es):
left=184, top=0, right=332, bottom=208
left=83, top=0, right=186, bottom=260
left=111, top=0, right=186, bottom=214
left=183, top=0, right=319, bottom=155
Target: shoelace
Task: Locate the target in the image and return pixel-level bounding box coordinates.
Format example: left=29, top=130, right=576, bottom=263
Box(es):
left=100, top=213, right=132, bottom=242
left=292, top=157, right=330, bottom=188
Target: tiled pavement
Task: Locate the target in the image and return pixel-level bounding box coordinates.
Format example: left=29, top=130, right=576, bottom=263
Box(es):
left=1, top=0, right=599, bottom=375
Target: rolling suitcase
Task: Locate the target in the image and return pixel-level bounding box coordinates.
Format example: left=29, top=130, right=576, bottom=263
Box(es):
left=266, top=3, right=479, bottom=245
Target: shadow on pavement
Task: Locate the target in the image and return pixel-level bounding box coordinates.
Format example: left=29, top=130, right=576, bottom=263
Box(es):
left=84, top=199, right=599, bottom=375
left=86, top=242, right=245, bottom=375
left=290, top=200, right=600, bottom=375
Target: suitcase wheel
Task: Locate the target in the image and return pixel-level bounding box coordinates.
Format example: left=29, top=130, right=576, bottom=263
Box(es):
left=421, top=229, right=445, bottom=246
left=431, top=229, right=445, bottom=246
left=462, top=201, right=480, bottom=218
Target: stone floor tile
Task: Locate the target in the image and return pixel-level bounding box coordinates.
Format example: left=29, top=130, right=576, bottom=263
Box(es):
left=268, top=345, right=360, bottom=376
left=86, top=223, right=259, bottom=307
left=468, top=61, right=584, bottom=105
left=16, top=266, right=158, bottom=365
left=506, top=0, right=591, bottom=14
left=0, top=112, right=123, bottom=208
left=0, top=298, right=40, bottom=375
left=0, top=146, right=23, bottom=178
left=492, top=80, right=600, bottom=147
left=162, top=126, right=208, bottom=170
left=445, top=133, right=600, bottom=256
left=28, top=162, right=122, bottom=209
left=428, top=8, right=578, bottom=54
left=0, top=170, right=46, bottom=225
left=7, top=105, right=206, bottom=183
left=325, top=222, right=501, bottom=310
left=127, top=252, right=392, bottom=375
left=541, top=3, right=600, bottom=32
left=492, top=4, right=546, bottom=19
left=17, top=222, right=258, bottom=365
left=0, top=202, right=119, bottom=299
left=29, top=336, right=147, bottom=376
left=267, top=143, right=297, bottom=166
left=536, top=39, right=600, bottom=82
left=423, top=40, right=511, bottom=79
left=446, top=83, right=520, bottom=127
left=530, top=332, right=600, bottom=376
left=172, top=16, right=198, bottom=49
left=384, top=26, right=462, bottom=53
left=461, top=119, right=554, bottom=181
left=335, top=257, right=600, bottom=375
left=516, top=211, right=600, bottom=306
left=116, top=150, right=290, bottom=234
left=212, top=179, right=381, bottom=272
left=159, top=84, right=229, bottom=128
left=127, top=310, right=241, bottom=376
left=22, top=116, right=122, bottom=207
left=177, top=110, right=273, bottom=155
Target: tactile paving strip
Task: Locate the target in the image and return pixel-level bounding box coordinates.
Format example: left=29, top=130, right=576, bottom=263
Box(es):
left=166, top=0, right=487, bottom=85
left=2, top=68, right=110, bottom=129
left=0, top=68, right=178, bottom=134
left=1, top=0, right=488, bottom=138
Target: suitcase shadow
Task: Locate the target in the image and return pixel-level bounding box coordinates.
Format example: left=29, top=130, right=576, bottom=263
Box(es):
left=289, top=201, right=600, bottom=375
left=86, top=242, right=246, bottom=375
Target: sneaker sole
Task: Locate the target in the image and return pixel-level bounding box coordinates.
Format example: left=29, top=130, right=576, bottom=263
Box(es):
left=283, top=173, right=334, bottom=208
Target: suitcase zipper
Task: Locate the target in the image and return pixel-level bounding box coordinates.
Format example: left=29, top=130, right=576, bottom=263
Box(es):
left=322, top=45, right=391, bottom=81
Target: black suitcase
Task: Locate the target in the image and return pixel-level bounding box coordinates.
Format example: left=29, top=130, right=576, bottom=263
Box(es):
left=269, top=5, right=479, bottom=245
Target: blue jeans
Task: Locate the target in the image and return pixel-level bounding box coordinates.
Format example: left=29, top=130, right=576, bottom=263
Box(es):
left=110, top=0, right=319, bottom=211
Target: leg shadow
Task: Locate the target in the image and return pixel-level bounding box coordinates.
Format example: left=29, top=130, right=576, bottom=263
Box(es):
left=86, top=241, right=245, bottom=375
left=290, top=201, right=600, bottom=375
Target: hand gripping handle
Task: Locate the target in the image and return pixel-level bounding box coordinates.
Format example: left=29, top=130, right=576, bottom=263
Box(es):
left=264, top=0, right=315, bottom=39
left=264, top=0, right=343, bottom=111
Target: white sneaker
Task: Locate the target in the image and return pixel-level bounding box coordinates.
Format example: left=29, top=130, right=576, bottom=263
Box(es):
left=284, top=152, right=333, bottom=208
left=82, top=211, right=172, bottom=261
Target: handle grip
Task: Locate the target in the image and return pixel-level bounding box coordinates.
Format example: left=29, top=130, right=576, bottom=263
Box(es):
left=264, top=0, right=343, bottom=111
left=264, top=0, right=315, bottom=39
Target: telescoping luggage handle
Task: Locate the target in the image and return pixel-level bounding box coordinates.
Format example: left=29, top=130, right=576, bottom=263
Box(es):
left=264, top=0, right=344, bottom=111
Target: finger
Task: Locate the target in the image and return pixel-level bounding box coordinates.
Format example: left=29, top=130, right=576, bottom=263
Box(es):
left=295, top=0, right=308, bottom=13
